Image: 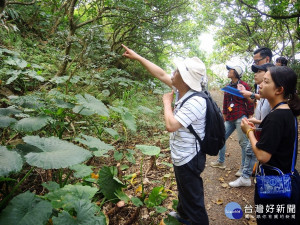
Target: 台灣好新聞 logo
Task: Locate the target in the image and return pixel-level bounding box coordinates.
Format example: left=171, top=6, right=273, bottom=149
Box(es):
left=225, top=202, right=243, bottom=219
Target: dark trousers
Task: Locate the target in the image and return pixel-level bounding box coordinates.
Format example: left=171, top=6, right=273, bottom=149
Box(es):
left=173, top=152, right=209, bottom=225
left=255, top=170, right=300, bottom=225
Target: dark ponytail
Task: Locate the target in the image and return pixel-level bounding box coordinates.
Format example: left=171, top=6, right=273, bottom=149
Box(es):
left=268, top=66, right=300, bottom=116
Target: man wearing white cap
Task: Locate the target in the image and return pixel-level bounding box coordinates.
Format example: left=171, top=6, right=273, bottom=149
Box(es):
left=122, top=44, right=209, bottom=225
left=211, top=65, right=254, bottom=176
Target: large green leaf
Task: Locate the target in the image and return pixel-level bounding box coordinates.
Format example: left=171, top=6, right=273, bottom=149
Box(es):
left=121, top=111, right=136, bottom=132
left=131, top=197, right=143, bottom=207
left=70, top=164, right=94, bottom=178
left=136, top=145, right=160, bottom=156
left=53, top=99, right=75, bottom=109
left=76, top=134, right=114, bottom=157
left=73, top=105, right=95, bottom=116
left=15, top=58, right=28, bottom=69
left=23, top=70, right=45, bottom=82
left=45, top=184, right=98, bottom=210
left=13, top=115, right=52, bottom=132
left=6, top=70, right=21, bottom=84
left=42, top=181, right=60, bottom=192
left=50, top=76, right=69, bottom=84
left=4, top=57, right=17, bottom=66
left=144, top=186, right=167, bottom=208
left=0, top=191, right=52, bottom=225
left=137, top=106, right=154, bottom=114
left=0, top=48, right=19, bottom=56
left=75, top=94, right=109, bottom=117
left=103, top=128, right=119, bottom=139
left=98, top=166, right=126, bottom=203
left=10, top=95, right=45, bottom=109
left=0, top=106, right=21, bottom=116
left=23, top=136, right=92, bottom=169
left=52, top=200, right=106, bottom=225
left=0, top=116, right=17, bottom=128
left=0, top=146, right=23, bottom=176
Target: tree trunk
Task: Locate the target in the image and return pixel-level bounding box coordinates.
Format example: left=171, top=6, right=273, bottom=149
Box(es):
left=55, top=28, right=75, bottom=77
left=55, top=0, right=77, bottom=77
left=0, top=0, right=6, bottom=14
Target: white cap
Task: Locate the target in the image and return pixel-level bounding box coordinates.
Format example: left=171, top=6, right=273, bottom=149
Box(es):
left=226, top=65, right=243, bottom=78
left=175, top=57, right=207, bottom=92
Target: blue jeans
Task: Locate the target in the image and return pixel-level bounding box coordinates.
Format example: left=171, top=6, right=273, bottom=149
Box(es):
left=242, top=142, right=257, bottom=179
left=218, top=116, right=248, bottom=167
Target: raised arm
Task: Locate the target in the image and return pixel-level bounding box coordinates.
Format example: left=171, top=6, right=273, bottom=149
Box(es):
left=122, top=44, right=172, bottom=88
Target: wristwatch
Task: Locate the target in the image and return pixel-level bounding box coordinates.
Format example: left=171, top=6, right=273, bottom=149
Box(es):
left=250, top=92, right=255, bottom=100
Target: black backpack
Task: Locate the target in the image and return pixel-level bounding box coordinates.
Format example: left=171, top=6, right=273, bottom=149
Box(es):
left=179, top=91, right=225, bottom=156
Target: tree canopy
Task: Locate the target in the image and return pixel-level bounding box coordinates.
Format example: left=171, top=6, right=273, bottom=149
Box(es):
left=0, top=0, right=299, bottom=81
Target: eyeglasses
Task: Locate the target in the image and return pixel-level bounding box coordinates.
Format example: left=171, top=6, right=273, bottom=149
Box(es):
left=253, top=57, right=266, bottom=65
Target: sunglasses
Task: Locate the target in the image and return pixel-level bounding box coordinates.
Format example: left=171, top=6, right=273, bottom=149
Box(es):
left=253, top=57, right=266, bottom=65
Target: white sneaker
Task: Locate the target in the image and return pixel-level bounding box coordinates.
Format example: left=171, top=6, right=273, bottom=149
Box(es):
left=235, top=168, right=243, bottom=177
left=229, top=177, right=251, bottom=187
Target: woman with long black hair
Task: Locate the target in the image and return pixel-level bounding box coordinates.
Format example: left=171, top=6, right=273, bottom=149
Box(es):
left=241, top=66, right=300, bottom=224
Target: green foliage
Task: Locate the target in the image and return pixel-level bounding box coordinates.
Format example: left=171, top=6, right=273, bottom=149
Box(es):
left=98, top=166, right=126, bottom=203
left=144, top=186, right=168, bottom=208
left=45, top=184, right=98, bottom=210
left=0, top=116, right=17, bottom=128
left=0, top=146, right=23, bottom=177
left=110, top=106, right=137, bottom=133
left=42, top=181, right=60, bottom=192
left=22, top=136, right=92, bottom=169
left=0, top=48, right=45, bottom=92
left=0, top=106, right=21, bottom=116
left=75, top=94, right=109, bottom=117
left=52, top=200, right=106, bottom=225
left=76, top=134, right=114, bottom=157
left=163, top=215, right=181, bottom=225
left=113, top=151, right=123, bottom=161
left=103, top=127, right=119, bottom=139
left=0, top=191, right=52, bottom=225
left=125, top=150, right=136, bottom=164
left=121, top=111, right=137, bottom=133
left=70, top=164, right=94, bottom=178
left=13, top=115, right=52, bottom=132
left=136, top=145, right=160, bottom=156
left=131, top=197, right=143, bottom=207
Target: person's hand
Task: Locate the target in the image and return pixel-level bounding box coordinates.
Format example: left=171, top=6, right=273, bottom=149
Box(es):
left=248, top=117, right=260, bottom=125
left=163, top=91, right=174, bottom=105
left=240, top=90, right=252, bottom=98
left=122, top=44, right=140, bottom=60
left=237, top=84, right=246, bottom=91
left=241, top=117, right=255, bottom=134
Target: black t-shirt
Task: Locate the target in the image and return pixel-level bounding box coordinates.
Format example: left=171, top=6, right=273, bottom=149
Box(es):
left=256, top=109, right=297, bottom=173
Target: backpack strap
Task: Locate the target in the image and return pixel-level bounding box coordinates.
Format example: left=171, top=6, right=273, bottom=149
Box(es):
left=179, top=91, right=208, bottom=151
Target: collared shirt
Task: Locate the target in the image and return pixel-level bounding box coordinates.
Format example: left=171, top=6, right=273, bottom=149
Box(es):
left=222, top=80, right=254, bottom=121
left=255, top=98, right=271, bottom=123
left=170, top=90, right=207, bottom=166
left=254, top=85, right=271, bottom=125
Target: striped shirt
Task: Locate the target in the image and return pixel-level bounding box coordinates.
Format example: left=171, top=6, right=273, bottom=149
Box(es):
left=170, top=90, right=207, bottom=166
